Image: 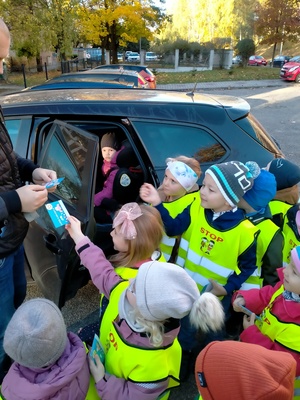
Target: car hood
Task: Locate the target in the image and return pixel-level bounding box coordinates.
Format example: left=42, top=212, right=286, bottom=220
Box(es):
left=282, top=61, right=300, bottom=68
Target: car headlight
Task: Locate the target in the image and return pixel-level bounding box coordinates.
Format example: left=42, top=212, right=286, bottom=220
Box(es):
left=288, top=66, right=300, bottom=72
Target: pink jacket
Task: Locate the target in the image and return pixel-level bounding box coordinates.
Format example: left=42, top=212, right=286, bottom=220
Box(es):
left=1, top=332, right=90, bottom=400
left=232, top=268, right=300, bottom=375
left=75, top=236, right=180, bottom=400
left=94, top=147, right=124, bottom=207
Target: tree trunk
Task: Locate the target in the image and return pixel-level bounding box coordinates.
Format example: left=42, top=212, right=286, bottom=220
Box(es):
left=36, top=56, right=43, bottom=72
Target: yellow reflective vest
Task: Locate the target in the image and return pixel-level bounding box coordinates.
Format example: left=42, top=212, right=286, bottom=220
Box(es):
left=99, top=281, right=181, bottom=400
left=160, top=191, right=200, bottom=262
left=282, top=215, right=300, bottom=266
left=177, top=205, right=259, bottom=293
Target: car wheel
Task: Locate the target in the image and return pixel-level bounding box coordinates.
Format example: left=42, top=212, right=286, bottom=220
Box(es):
left=295, top=74, right=300, bottom=83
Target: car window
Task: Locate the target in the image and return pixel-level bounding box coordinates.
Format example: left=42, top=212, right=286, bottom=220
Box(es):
left=5, top=118, right=33, bottom=149
left=132, top=121, right=226, bottom=169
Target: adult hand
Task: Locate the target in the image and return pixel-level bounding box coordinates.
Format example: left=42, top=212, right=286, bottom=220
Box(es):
left=65, top=215, right=85, bottom=244
left=16, top=184, right=48, bottom=212
left=32, top=168, right=57, bottom=192
left=209, top=279, right=227, bottom=297
left=243, top=313, right=256, bottom=330
left=139, top=183, right=161, bottom=206
left=88, top=353, right=105, bottom=383
left=232, top=296, right=246, bottom=312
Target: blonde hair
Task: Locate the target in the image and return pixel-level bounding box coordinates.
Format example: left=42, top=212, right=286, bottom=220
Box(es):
left=109, top=204, right=164, bottom=267
left=130, top=308, right=165, bottom=347
left=171, top=155, right=202, bottom=178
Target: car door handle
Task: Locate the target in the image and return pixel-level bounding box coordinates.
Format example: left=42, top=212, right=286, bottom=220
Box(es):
left=43, top=233, right=63, bottom=255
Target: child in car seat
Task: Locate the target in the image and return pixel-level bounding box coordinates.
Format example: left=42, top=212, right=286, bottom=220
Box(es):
left=94, top=132, right=123, bottom=223
left=65, top=213, right=225, bottom=400
left=1, top=298, right=90, bottom=400
left=75, top=202, right=165, bottom=346
left=140, top=155, right=201, bottom=262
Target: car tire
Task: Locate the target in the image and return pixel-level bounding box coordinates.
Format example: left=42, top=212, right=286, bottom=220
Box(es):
left=295, top=74, right=300, bottom=83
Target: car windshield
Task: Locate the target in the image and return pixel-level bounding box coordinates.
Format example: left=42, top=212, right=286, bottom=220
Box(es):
left=256, top=56, right=263, bottom=59
left=290, top=56, right=300, bottom=62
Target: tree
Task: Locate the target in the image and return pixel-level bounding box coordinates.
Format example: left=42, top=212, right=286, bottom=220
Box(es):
left=235, top=38, right=255, bottom=66
left=254, top=0, right=300, bottom=62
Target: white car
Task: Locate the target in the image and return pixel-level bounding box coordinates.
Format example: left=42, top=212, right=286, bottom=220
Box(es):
left=127, top=52, right=140, bottom=62
left=145, top=52, right=158, bottom=62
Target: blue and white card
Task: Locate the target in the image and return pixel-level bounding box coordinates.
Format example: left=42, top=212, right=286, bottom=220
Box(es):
left=45, top=177, right=65, bottom=189
left=45, top=199, right=70, bottom=228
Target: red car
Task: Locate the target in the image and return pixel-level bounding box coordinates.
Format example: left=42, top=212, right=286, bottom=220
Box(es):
left=280, top=56, right=300, bottom=83
left=248, top=55, right=267, bottom=66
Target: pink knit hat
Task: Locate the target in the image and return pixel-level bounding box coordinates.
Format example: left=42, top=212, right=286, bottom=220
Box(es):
left=195, top=341, right=296, bottom=400
left=291, top=245, right=300, bottom=273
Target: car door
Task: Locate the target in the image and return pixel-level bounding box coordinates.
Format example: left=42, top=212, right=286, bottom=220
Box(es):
left=24, top=120, right=99, bottom=308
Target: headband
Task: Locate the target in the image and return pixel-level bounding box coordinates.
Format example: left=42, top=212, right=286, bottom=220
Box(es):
left=166, top=160, right=198, bottom=191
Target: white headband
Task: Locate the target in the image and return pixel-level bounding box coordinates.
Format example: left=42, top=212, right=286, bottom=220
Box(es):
left=166, top=160, right=198, bottom=191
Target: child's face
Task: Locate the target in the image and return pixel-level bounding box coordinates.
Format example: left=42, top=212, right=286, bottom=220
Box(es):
left=102, top=146, right=116, bottom=162
left=283, top=260, right=300, bottom=294
left=200, top=174, right=232, bottom=212
left=162, top=169, right=186, bottom=198
left=110, top=225, right=129, bottom=252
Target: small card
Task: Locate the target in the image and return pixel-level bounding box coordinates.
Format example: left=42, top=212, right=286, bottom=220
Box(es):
left=45, top=177, right=65, bottom=189
left=90, top=334, right=105, bottom=364
left=45, top=200, right=70, bottom=228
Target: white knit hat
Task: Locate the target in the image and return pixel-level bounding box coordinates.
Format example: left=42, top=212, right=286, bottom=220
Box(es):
left=4, top=298, right=67, bottom=368
left=135, top=261, right=200, bottom=321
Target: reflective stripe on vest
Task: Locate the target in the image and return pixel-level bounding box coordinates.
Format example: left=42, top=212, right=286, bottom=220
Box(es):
left=178, top=206, right=259, bottom=292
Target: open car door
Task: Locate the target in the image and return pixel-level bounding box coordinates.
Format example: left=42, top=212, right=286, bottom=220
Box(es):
left=24, top=120, right=99, bottom=308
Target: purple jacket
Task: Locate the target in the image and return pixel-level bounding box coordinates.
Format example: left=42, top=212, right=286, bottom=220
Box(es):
left=1, top=332, right=90, bottom=400
left=76, top=236, right=180, bottom=400
left=94, top=147, right=124, bottom=207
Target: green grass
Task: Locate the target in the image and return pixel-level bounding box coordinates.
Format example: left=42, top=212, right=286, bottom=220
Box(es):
left=4, top=64, right=280, bottom=87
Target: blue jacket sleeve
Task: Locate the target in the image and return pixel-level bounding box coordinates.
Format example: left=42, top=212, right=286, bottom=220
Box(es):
left=155, top=203, right=191, bottom=236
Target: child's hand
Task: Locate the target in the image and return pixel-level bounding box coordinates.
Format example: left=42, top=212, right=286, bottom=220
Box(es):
left=65, top=215, right=85, bottom=244
left=243, top=313, right=256, bottom=330
left=209, top=279, right=227, bottom=297
left=232, top=296, right=246, bottom=312
left=139, top=183, right=161, bottom=206
left=88, top=353, right=105, bottom=383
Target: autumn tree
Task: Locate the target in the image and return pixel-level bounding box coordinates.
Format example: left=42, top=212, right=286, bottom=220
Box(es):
left=254, top=0, right=300, bottom=62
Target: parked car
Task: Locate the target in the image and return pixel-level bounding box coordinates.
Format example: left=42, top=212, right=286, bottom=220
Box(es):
left=1, top=88, right=283, bottom=307
left=127, top=52, right=140, bottom=62
left=145, top=52, right=158, bottom=62
left=81, top=69, right=149, bottom=88
left=248, top=55, right=267, bottom=66
left=232, top=55, right=242, bottom=65
left=280, top=55, right=300, bottom=82
left=93, top=64, right=157, bottom=89
left=125, top=51, right=133, bottom=61
left=272, top=55, right=292, bottom=68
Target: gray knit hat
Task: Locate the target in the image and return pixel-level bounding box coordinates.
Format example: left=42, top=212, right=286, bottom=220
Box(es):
left=205, top=161, right=256, bottom=207
left=135, top=261, right=200, bottom=321
left=4, top=298, right=67, bottom=368
left=100, top=132, right=120, bottom=150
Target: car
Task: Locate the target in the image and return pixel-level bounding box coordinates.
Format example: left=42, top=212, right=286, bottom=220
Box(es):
left=93, top=64, right=157, bottom=89
left=80, top=69, right=149, bottom=88
left=272, top=55, right=292, bottom=68
left=117, top=52, right=123, bottom=62
left=124, top=51, right=133, bottom=61
left=145, top=52, right=158, bottom=62
left=127, top=52, right=140, bottom=62
left=23, top=76, right=135, bottom=91
left=1, top=88, right=283, bottom=307
left=280, top=55, right=300, bottom=82
left=248, top=55, right=267, bottom=66
left=232, top=55, right=242, bottom=65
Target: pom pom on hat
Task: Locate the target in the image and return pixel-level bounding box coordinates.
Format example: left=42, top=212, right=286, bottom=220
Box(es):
left=101, top=132, right=120, bottom=150
left=135, top=261, right=200, bottom=321
left=195, top=341, right=296, bottom=400
left=243, top=169, right=277, bottom=211
left=4, top=298, right=67, bottom=369
left=268, top=159, right=300, bottom=191
left=205, top=161, right=254, bottom=207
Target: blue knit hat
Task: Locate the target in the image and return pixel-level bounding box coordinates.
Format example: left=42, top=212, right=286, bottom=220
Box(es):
left=243, top=169, right=276, bottom=211
left=206, top=161, right=255, bottom=207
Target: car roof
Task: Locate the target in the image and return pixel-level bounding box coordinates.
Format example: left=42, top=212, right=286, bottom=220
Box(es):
left=81, top=69, right=140, bottom=77
left=1, top=88, right=250, bottom=121
left=25, top=80, right=134, bottom=91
